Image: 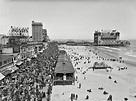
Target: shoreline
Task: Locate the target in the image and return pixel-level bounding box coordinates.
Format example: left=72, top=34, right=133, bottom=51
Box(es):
left=51, top=45, right=136, bottom=101
left=87, top=46, right=136, bottom=67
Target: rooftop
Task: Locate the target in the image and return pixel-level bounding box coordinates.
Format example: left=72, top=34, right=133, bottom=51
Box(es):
left=95, top=29, right=119, bottom=33
left=32, top=21, right=43, bottom=26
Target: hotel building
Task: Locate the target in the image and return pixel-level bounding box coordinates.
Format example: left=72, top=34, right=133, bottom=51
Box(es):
left=32, top=21, right=43, bottom=42
left=94, top=30, right=130, bottom=46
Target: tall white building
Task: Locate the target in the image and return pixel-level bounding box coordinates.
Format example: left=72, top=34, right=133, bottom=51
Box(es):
left=32, top=21, right=43, bottom=42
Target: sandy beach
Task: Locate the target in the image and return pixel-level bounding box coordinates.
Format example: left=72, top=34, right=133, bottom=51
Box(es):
left=50, top=46, right=136, bottom=101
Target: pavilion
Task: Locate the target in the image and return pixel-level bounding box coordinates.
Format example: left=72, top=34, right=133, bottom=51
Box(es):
left=54, top=50, right=75, bottom=85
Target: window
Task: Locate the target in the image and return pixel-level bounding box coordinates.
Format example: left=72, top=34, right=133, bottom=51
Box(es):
left=4, top=60, right=7, bottom=64
left=8, top=59, right=12, bottom=63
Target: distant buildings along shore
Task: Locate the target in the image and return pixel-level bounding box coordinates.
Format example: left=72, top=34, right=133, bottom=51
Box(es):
left=94, top=30, right=130, bottom=46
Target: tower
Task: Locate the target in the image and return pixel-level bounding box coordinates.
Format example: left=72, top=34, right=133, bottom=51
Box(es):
left=94, top=30, right=101, bottom=45
left=32, top=21, right=43, bottom=42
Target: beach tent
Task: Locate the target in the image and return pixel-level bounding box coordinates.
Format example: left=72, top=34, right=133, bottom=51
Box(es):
left=93, top=62, right=111, bottom=70
left=0, top=73, right=5, bottom=80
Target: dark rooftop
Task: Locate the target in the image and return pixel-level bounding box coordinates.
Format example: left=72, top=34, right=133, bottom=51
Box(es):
left=32, top=21, right=43, bottom=26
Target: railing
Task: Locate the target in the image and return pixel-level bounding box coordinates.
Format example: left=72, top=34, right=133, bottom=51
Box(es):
left=54, top=77, right=74, bottom=81
left=53, top=80, right=73, bottom=85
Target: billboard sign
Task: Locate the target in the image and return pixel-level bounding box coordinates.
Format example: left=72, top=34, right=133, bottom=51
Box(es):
left=10, top=26, right=29, bottom=36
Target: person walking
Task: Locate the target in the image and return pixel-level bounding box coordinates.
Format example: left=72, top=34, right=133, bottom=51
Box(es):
left=79, top=83, right=81, bottom=88
left=75, top=94, right=78, bottom=100
left=70, top=93, right=73, bottom=101
left=85, top=95, right=89, bottom=100
left=107, top=95, right=112, bottom=101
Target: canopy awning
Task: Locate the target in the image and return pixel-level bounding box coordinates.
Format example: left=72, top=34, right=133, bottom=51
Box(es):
left=0, top=73, right=5, bottom=80
left=10, top=65, right=18, bottom=72
left=1, top=65, right=18, bottom=76
left=16, top=61, right=23, bottom=66
left=55, top=61, right=74, bottom=73
left=57, top=54, right=71, bottom=62
left=1, top=70, right=12, bottom=76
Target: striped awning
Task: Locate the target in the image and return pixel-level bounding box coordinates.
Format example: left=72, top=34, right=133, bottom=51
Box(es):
left=1, top=65, right=18, bottom=76
left=16, top=61, right=23, bottom=66
left=0, top=73, right=5, bottom=80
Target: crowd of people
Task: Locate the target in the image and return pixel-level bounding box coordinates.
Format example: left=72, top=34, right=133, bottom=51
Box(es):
left=0, top=42, right=59, bottom=101
left=67, top=47, right=114, bottom=101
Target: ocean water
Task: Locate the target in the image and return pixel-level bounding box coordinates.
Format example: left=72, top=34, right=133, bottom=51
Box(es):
left=90, top=40, right=136, bottom=66
left=115, top=40, right=136, bottom=59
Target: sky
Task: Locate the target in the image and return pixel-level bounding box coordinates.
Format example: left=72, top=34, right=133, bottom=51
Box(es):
left=0, top=0, right=136, bottom=40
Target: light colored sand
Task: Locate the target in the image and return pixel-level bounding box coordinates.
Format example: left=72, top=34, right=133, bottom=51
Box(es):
left=50, top=46, right=136, bottom=101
